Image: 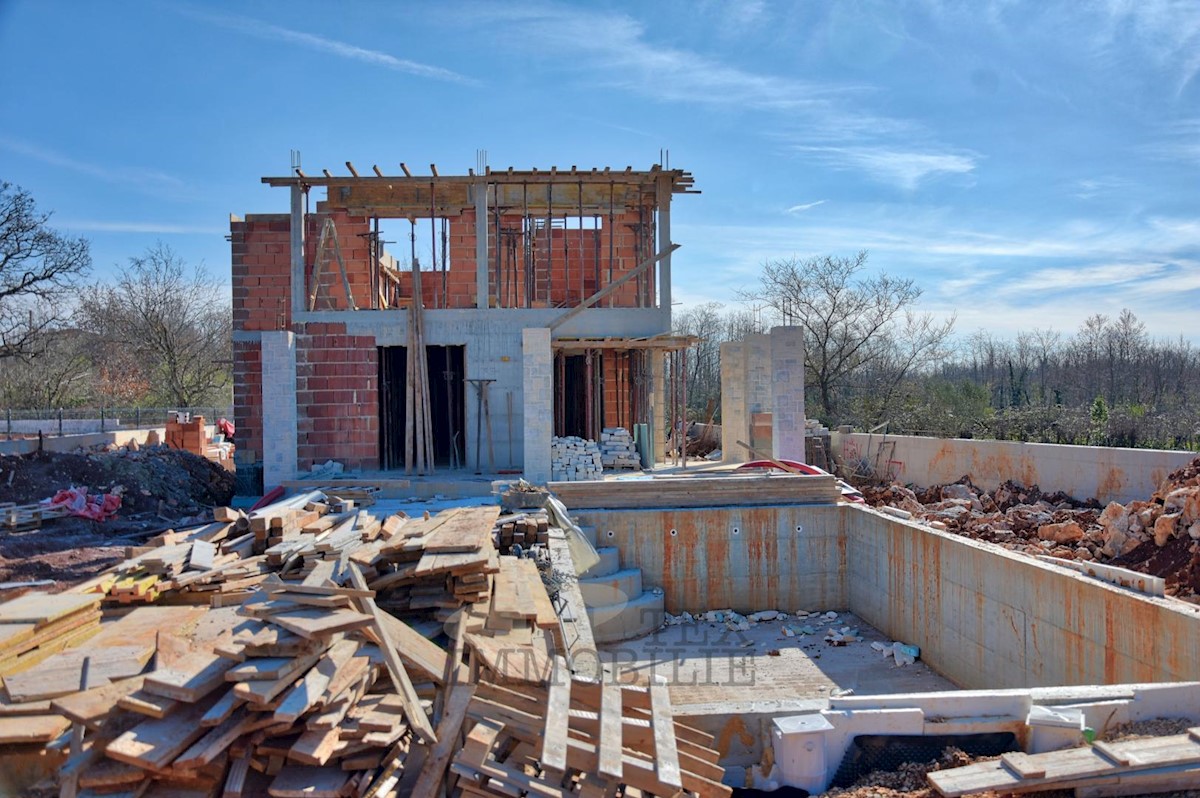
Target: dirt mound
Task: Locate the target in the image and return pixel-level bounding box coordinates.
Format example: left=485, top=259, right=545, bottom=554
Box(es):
left=0, top=446, right=235, bottom=588
left=862, top=456, right=1200, bottom=603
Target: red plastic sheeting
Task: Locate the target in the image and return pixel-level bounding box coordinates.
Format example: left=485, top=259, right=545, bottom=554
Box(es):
left=43, top=487, right=123, bottom=521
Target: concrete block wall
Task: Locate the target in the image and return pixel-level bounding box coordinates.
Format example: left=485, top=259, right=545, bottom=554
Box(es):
left=522, top=328, right=552, bottom=482
left=295, top=322, right=379, bottom=471
left=260, top=332, right=297, bottom=488
left=770, top=326, right=805, bottom=461
left=720, top=342, right=747, bottom=463
left=832, top=432, right=1197, bottom=504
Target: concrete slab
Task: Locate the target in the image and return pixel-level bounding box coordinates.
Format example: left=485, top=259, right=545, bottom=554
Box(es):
left=597, top=611, right=954, bottom=708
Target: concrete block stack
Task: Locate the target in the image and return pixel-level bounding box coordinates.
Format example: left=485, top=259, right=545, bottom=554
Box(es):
left=599, top=427, right=640, bottom=470
left=551, top=435, right=602, bottom=481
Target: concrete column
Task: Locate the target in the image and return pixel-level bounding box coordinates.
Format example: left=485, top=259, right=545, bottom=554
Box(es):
left=770, top=326, right=806, bottom=462
left=651, top=350, right=666, bottom=465
left=289, top=185, right=305, bottom=319
left=720, top=341, right=747, bottom=463
left=656, top=174, right=672, bottom=313
left=475, top=181, right=489, bottom=308
left=522, top=328, right=552, bottom=483
left=261, top=331, right=298, bottom=489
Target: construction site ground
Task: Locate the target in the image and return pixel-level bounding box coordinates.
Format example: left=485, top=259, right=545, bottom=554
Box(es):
left=600, top=611, right=954, bottom=706
left=0, top=448, right=235, bottom=588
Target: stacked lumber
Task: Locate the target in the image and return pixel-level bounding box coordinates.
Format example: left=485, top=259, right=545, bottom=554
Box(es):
left=493, top=510, right=550, bottom=552
left=0, top=592, right=103, bottom=678
left=351, top=506, right=503, bottom=618
left=453, top=659, right=729, bottom=797
left=551, top=472, right=842, bottom=509
left=929, top=727, right=1200, bottom=796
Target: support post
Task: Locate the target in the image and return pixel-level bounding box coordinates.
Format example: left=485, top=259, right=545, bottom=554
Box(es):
left=289, top=184, right=306, bottom=321
left=522, top=329, right=552, bottom=484
left=261, top=331, right=299, bottom=488
left=475, top=180, right=489, bottom=308
left=770, top=326, right=807, bottom=462
left=656, top=174, right=672, bottom=314
left=651, top=351, right=666, bottom=467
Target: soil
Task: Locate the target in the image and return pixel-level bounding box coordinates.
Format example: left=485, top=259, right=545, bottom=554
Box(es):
left=0, top=447, right=235, bottom=589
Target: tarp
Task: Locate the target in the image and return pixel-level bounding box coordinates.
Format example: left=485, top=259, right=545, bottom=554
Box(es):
left=42, top=487, right=122, bottom=521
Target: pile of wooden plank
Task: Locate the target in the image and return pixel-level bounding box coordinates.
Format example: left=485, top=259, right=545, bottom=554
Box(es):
left=928, top=728, right=1200, bottom=796
left=2, top=488, right=727, bottom=798
left=454, top=658, right=728, bottom=796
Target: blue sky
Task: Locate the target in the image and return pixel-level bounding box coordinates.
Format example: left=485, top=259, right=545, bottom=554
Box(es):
left=1, top=0, right=1197, bottom=340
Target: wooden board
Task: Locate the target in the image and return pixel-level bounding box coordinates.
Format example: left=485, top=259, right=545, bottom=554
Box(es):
left=266, top=607, right=374, bottom=640
left=267, top=764, right=351, bottom=797
left=542, top=657, right=571, bottom=772
left=3, top=643, right=154, bottom=701
left=0, top=712, right=71, bottom=743
left=51, top=675, right=146, bottom=728
left=0, top=592, right=100, bottom=625
left=105, top=694, right=219, bottom=770
left=143, top=652, right=232, bottom=703
left=424, top=506, right=501, bottom=553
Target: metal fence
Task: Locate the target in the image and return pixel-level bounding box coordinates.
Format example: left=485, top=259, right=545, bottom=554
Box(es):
left=1, top=407, right=233, bottom=438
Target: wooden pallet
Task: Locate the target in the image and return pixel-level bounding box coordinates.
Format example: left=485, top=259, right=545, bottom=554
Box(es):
left=0, top=501, right=68, bottom=531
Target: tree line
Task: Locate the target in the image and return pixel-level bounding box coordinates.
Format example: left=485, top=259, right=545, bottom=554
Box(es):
left=675, top=252, right=1200, bottom=452
left=0, top=182, right=231, bottom=410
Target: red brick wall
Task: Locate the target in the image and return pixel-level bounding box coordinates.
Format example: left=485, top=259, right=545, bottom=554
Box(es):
left=232, top=340, right=262, bottom=464
left=232, top=215, right=291, bottom=332
left=295, top=322, right=379, bottom=471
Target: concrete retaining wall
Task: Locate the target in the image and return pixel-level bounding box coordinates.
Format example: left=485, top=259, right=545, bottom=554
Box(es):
left=580, top=503, right=1200, bottom=689
left=846, top=506, right=1200, bottom=689
left=573, top=505, right=846, bottom=615
left=833, top=432, right=1196, bottom=504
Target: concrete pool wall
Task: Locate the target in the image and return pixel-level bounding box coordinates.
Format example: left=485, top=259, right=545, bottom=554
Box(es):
left=574, top=503, right=1200, bottom=691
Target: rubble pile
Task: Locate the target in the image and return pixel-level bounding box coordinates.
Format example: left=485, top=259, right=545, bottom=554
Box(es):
left=862, top=456, right=1200, bottom=602
left=550, top=435, right=602, bottom=481
left=598, top=426, right=641, bottom=469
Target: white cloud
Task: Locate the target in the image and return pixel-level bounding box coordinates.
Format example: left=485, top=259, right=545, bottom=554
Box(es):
left=177, top=6, right=477, bottom=85
left=792, top=146, right=978, bottom=190
left=785, top=200, right=826, bottom=214
left=59, top=220, right=224, bottom=235
left=0, top=137, right=190, bottom=199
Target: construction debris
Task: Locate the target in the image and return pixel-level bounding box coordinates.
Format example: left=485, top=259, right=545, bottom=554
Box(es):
left=0, top=491, right=731, bottom=797
left=862, top=455, right=1200, bottom=602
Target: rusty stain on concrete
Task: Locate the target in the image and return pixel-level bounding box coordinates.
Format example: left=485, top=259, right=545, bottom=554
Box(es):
left=715, top=715, right=756, bottom=758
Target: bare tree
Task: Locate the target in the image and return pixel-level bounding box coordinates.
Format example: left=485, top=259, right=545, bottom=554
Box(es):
left=0, top=327, right=91, bottom=409
left=740, top=251, right=954, bottom=421
left=77, top=243, right=230, bottom=406
left=0, top=182, right=91, bottom=357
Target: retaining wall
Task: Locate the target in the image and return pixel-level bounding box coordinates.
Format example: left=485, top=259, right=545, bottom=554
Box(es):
left=832, top=432, right=1195, bottom=503
left=578, top=503, right=1200, bottom=689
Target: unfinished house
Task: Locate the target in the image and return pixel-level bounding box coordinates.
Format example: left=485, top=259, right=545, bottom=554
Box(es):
left=231, top=162, right=697, bottom=491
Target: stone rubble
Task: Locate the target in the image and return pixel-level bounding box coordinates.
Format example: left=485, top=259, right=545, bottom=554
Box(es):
left=861, top=456, right=1200, bottom=602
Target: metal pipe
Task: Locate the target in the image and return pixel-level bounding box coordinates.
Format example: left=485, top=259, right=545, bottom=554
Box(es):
left=585, top=348, right=594, bottom=441
left=578, top=182, right=585, bottom=305
left=607, top=183, right=615, bottom=307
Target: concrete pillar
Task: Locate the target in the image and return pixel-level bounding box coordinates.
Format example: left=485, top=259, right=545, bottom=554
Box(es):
left=770, top=326, right=806, bottom=462
left=261, top=331, right=298, bottom=488
left=651, top=350, right=666, bottom=465
left=475, top=181, right=489, bottom=308
left=522, top=328, right=552, bottom=483
left=720, top=341, right=747, bottom=463
left=656, top=174, right=672, bottom=312
left=289, top=185, right=305, bottom=318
